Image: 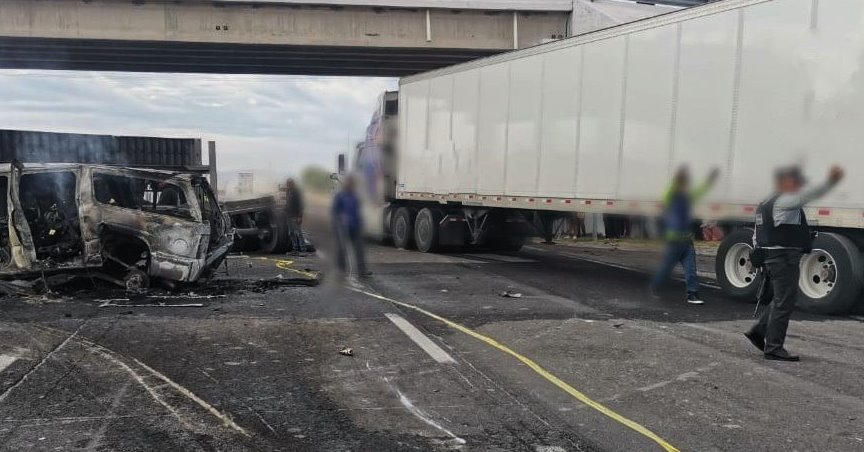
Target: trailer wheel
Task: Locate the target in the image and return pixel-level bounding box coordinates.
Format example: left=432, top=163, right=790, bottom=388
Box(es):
left=414, top=208, right=442, bottom=253
left=381, top=206, right=394, bottom=245
left=392, top=207, right=415, bottom=250
left=716, top=229, right=762, bottom=301
left=260, top=226, right=288, bottom=254
left=259, top=211, right=289, bottom=254
left=797, top=233, right=863, bottom=314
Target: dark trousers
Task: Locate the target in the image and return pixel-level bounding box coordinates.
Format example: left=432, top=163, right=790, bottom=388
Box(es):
left=335, top=226, right=366, bottom=276
left=650, top=240, right=700, bottom=295
left=287, top=217, right=305, bottom=252
left=749, top=249, right=802, bottom=354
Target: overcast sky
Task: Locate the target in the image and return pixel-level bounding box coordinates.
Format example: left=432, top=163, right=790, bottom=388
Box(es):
left=0, top=70, right=397, bottom=190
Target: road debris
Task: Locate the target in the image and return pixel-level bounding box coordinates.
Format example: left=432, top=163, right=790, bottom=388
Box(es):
left=99, top=301, right=206, bottom=308
left=339, top=347, right=354, bottom=357
left=499, top=290, right=522, bottom=298
left=0, top=279, right=47, bottom=296
left=147, top=293, right=226, bottom=300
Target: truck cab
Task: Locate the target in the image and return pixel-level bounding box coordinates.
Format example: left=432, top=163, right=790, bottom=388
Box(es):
left=355, top=91, right=400, bottom=239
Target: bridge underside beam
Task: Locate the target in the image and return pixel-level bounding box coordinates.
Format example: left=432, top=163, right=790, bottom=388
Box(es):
left=0, top=0, right=569, bottom=76
left=0, top=36, right=499, bottom=76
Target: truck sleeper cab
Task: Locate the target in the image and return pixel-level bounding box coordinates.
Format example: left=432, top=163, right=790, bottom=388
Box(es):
left=0, top=163, right=232, bottom=290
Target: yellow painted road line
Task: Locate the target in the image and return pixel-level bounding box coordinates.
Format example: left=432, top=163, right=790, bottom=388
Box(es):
left=350, top=287, right=680, bottom=452
left=250, top=256, right=320, bottom=279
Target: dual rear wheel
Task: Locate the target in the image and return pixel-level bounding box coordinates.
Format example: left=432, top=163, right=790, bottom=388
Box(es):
left=391, top=207, right=525, bottom=253
left=716, top=229, right=863, bottom=314
left=392, top=207, right=443, bottom=253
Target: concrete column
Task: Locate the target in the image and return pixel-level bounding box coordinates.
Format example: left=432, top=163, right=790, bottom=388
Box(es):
left=208, top=141, right=218, bottom=199
left=425, top=9, right=432, bottom=42
left=512, top=12, right=519, bottom=49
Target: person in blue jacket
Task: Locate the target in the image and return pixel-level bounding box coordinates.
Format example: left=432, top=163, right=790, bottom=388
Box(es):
left=650, top=166, right=719, bottom=305
left=332, top=175, right=369, bottom=277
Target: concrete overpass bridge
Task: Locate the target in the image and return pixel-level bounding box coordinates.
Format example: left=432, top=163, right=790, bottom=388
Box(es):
left=0, top=0, right=710, bottom=77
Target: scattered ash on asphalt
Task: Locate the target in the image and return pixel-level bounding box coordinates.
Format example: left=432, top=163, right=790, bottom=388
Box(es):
left=0, top=268, right=320, bottom=306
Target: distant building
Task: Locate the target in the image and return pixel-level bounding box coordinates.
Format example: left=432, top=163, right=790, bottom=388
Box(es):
left=238, top=172, right=254, bottom=196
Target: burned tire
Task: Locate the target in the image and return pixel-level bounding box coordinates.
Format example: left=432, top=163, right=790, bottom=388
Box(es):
left=415, top=208, right=443, bottom=253
left=392, top=207, right=415, bottom=250
left=124, top=269, right=150, bottom=292
left=716, top=229, right=763, bottom=301
left=797, top=233, right=863, bottom=315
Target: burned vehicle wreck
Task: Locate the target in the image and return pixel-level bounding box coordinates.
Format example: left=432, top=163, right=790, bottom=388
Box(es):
left=0, top=162, right=233, bottom=290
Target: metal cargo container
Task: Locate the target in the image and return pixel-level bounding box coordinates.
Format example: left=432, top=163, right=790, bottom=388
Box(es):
left=0, top=129, right=203, bottom=168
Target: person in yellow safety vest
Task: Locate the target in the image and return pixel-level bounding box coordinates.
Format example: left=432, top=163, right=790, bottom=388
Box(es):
left=649, top=166, right=719, bottom=305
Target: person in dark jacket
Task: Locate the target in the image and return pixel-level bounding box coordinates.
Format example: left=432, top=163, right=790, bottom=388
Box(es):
left=745, top=165, right=843, bottom=361
left=285, top=178, right=305, bottom=254
left=650, top=166, right=719, bottom=305
left=332, top=175, right=368, bottom=277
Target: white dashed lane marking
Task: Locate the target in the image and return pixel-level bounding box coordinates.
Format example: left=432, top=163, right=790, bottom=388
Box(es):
left=0, top=355, right=17, bottom=373
left=384, top=313, right=456, bottom=364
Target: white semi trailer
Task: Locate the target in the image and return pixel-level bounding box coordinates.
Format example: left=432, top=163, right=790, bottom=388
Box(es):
left=355, top=0, right=864, bottom=314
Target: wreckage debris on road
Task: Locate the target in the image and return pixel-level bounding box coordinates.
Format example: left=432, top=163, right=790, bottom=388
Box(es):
left=0, top=255, right=321, bottom=306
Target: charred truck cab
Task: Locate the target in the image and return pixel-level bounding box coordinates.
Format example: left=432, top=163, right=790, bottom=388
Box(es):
left=0, top=163, right=232, bottom=290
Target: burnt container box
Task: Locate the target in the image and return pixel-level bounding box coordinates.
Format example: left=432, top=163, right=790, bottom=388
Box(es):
left=0, top=129, right=202, bottom=168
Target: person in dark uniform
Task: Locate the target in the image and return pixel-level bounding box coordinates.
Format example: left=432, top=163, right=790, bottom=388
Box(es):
left=745, top=165, right=844, bottom=361
left=285, top=178, right=306, bottom=254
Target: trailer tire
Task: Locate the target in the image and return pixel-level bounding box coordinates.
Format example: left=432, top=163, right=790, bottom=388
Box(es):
left=259, top=211, right=289, bottom=254
left=716, top=229, right=763, bottom=301
left=797, top=233, right=863, bottom=315
left=381, top=206, right=394, bottom=245
left=260, top=226, right=288, bottom=254
left=415, top=208, right=442, bottom=253
left=392, top=207, right=415, bottom=250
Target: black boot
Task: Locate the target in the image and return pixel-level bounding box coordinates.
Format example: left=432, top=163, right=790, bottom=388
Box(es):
left=764, top=348, right=799, bottom=362
left=743, top=331, right=765, bottom=352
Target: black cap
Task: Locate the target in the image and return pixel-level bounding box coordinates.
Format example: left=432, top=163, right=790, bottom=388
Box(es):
left=774, top=166, right=807, bottom=184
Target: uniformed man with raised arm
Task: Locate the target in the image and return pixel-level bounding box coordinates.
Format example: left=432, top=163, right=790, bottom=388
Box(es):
left=745, top=165, right=844, bottom=361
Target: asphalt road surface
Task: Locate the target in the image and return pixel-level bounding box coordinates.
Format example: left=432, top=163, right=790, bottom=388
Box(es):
left=2, top=232, right=864, bottom=451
